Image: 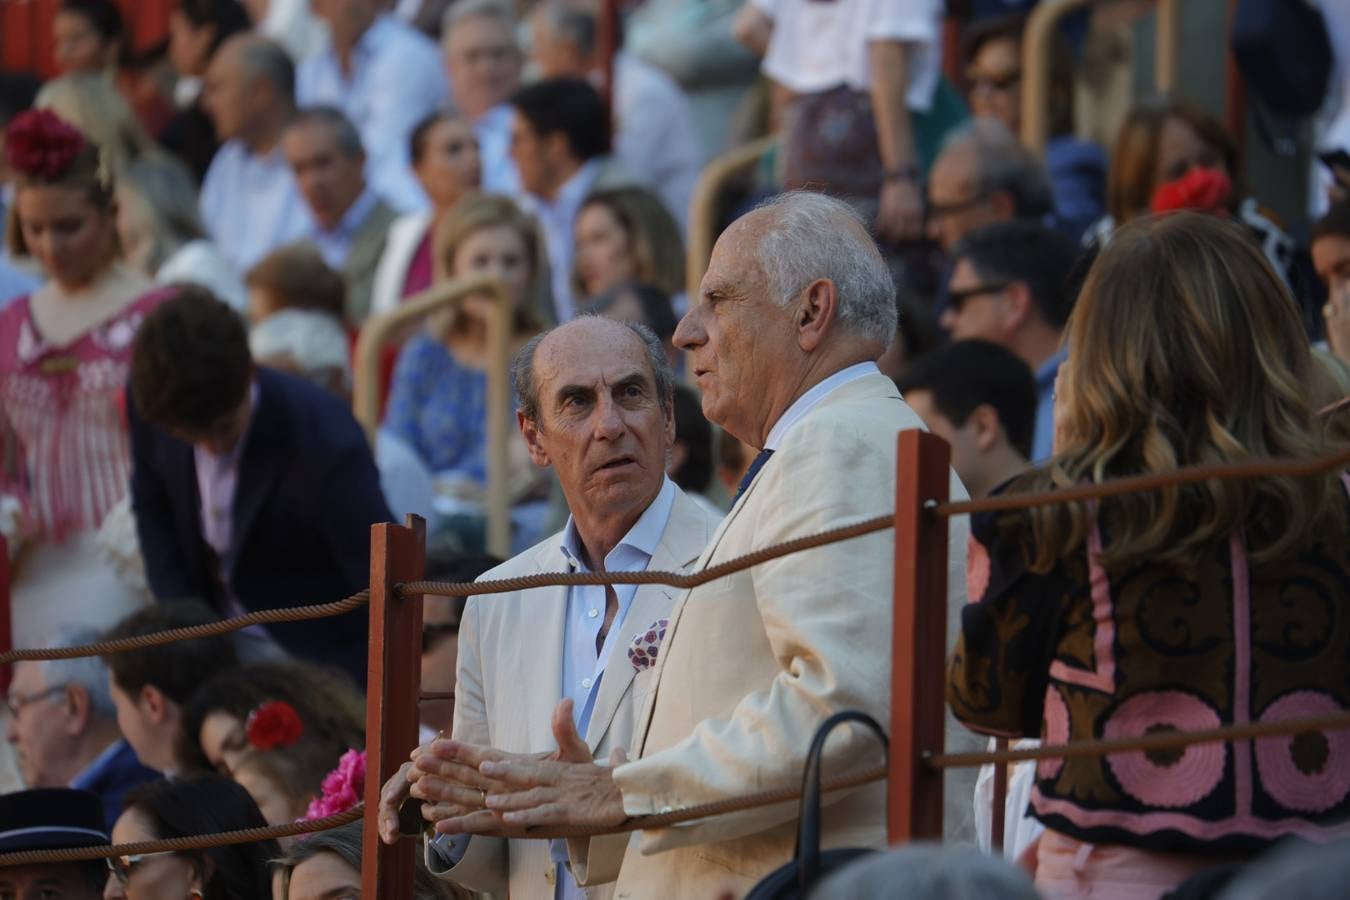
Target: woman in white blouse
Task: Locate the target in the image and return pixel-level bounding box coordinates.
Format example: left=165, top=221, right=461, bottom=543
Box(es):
left=115, top=157, right=246, bottom=311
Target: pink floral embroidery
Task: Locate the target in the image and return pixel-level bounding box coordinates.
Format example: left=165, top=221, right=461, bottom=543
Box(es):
left=1103, top=691, right=1224, bottom=808
left=1254, top=691, right=1350, bottom=813
left=628, top=618, right=668, bottom=672
left=966, top=535, right=991, bottom=603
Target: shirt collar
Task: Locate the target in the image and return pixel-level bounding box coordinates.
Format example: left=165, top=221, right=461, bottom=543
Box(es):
left=538, top=158, right=599, bottom=212
left=1035, top=346, right=1067, bottom=387
left=317, top=188, right=379, bottom=242
left=70, top=739, right=125, bottom=790
left=559, top=476, right=676, bottom=572
left=764, top=361, right=879, bottom=451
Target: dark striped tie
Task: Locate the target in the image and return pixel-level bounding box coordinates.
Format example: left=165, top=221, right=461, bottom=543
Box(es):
left=734, top=448, right=775, bottom=502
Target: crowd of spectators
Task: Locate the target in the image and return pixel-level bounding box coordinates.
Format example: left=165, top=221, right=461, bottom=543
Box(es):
left=0, top=0, right=1348, bottom=899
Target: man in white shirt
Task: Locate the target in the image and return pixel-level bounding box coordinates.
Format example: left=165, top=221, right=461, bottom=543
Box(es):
left=376, top=316, right=720, bottom=899
left=528, top=0, right=703, bottom=228
left=402, top=193, right=976, bottom=897
left=200, top=34, right=313, bottom=272
left=442, top=0, right=524, bottom=195
left=509, top=78, right=633, bottom=323
left=299, top=0, right=450, bottom=213
left=282, top=106, right=399, bottom=323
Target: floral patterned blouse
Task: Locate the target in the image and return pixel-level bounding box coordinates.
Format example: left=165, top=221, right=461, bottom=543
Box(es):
left=0, top=289, right=169, bottom=542
left=382, top=332, right=493, bottom=481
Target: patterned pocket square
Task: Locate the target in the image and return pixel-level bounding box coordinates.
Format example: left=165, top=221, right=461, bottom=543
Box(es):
left=628, top=619, right=669, bottom=672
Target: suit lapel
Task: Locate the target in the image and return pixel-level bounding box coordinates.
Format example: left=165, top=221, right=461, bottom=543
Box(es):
left=524, top=544, right=570, bottom=751
left=229, top=375, right=284, bottom=577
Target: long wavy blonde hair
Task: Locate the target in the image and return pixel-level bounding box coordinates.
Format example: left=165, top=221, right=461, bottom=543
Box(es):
left=1030, top=212, right=1346, bottom=572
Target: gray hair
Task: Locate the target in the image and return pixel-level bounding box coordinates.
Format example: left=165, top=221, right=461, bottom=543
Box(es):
left=813, top=844, right=1041, bottom=900
left=940, top=118, right=1053, bottom=219
left=249, top=309, right=353, bottom=389
left=533, top=0, right=596, bottom=57
left=443, top=0, right=517, bottom=43
left=751, top=191, right=897, bottom=345
left=235, top=35, right=296, bottom=103
left=512, top=316, right=674, bottom=423
left=288, top=106, right=364, bottom=159
left=1216, top=839, right=1350, bottom=900
left=118, top=157, right=208, bottom=272
left=30, top=627, right=117, bottom=722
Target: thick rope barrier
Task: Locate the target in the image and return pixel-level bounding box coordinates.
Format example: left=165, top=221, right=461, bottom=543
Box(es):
left=0, top=806, right=364, bottom=867
left=0, top=592, right=370, bottom=665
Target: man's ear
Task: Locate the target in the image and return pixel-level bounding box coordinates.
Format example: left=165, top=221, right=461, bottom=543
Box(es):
left=1001, top=281, right=1034, bottom=332
left=970, top=403, right=1005, bottom=453
left=796, top=278, right=839, bottom=352
left=518, top=410, right=551, bottom=468
left=140, top=684, right=170, bottom=726
left=63, top=684, right=92, bottom=737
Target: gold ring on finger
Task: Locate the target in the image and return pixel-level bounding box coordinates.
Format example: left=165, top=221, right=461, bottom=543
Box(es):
left=480, top=789, right=488, bottom=808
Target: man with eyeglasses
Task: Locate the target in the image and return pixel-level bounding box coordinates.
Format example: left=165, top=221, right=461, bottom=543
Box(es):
left=925, top=118, right=1053, bottom=252
left=0, top=788, right=108, bottom=900
left=5, top=628, right=158, bottom=829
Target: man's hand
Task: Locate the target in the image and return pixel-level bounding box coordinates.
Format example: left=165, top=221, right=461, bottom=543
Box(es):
left=421, top=699, right=629, bottom=836
left=876, top=177, right=923, bottom=243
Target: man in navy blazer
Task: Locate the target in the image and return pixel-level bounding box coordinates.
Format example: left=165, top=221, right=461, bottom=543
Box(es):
left=127, top=287, right=392, bottom=684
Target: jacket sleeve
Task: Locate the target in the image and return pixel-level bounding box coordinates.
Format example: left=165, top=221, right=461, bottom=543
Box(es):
left=127, top=392, right=202, bottom=599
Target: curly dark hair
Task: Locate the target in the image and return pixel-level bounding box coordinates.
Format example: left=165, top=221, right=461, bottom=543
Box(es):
left=130, top=284, right=253, bottom=432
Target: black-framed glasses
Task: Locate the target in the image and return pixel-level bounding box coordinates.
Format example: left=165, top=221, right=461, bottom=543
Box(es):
left=965, top=68, right=1021, bottom=92
left=947, top=281, right=1011, bottom=311
left=421, top=622, right=459, bottom=653
left=5, top=684, right=66, bottom=718
left=106, top=851, right=176, bottom=885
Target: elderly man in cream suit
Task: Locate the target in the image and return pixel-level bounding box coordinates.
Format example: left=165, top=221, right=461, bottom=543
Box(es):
left=401, top=191, right=974, bottom=898
left=377, top=316, right=720, bottom=899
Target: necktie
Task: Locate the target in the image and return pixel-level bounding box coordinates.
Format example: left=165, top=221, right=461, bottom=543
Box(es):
left=735, top=448, right=775, bottom=502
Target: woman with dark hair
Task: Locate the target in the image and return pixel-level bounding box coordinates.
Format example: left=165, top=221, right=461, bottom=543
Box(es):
left=52, top=0, right=174, bottom=137
left=948, top=213, right=1350, bottom=898
left=161, top=0, right=252, bottom=181
left=105, top=776, right=277, bottom=900
left=176, top=660, right=365, bottom=776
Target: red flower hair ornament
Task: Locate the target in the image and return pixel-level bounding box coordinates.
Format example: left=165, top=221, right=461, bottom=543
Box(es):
left=5, top=109, right=87, bottom=181
left=1150, top=166, right=1233, bottom=217
left=245, top=700, right=305, bottom=751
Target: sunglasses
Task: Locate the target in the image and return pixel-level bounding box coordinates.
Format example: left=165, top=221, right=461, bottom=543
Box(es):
left=947, top=281, right=1011, bottom=311
left=965, top=68, right=1021, bottom=92
left=421, top=621, right=459, bottom=653
left=106, top=851, right=176, bottom=885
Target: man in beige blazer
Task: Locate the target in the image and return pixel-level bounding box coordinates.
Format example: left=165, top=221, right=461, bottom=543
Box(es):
left=405, top=191, right=975, bottom=898
left=377, top=316, right=721, bottom=899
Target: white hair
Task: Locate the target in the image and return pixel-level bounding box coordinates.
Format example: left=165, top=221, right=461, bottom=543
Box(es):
left=813, top=844, right=1041, bottom=900
left=752, top=192, right=898, bottom=345
left=249, top=310, right=352, bottom=388
left=31, top=627, right=117, bottom=722
left=442, top=0, right=517, bottom=43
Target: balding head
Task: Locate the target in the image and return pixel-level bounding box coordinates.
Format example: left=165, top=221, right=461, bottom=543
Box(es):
left=203, top=34, right=294, bottom=145
left=926, top=119, right=1051, bottom=251
left=513, top=316, right=676, bottom=546
left=675, top=191, right=895, bottom=446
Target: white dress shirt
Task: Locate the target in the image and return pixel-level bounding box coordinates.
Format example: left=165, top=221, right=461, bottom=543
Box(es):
left=613, top=52, right=702, bottom=228
left=297, top=14, right=450, bottom=213
left=432, top=477, right=678, bottom=900
left=764, top=361, right=881, bottom=450
left=200, top=140, right=314, bottom=273
left=474, top=103, right=521, bottom=196
left=751, top=0, right=940, bottom=111
left=521, top=160, right=600, bottom=324
left=310, top=188, right=381, bottom=269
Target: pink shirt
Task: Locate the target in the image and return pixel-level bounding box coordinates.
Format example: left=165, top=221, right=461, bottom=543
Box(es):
left=192, top=382, right=260, bottom=562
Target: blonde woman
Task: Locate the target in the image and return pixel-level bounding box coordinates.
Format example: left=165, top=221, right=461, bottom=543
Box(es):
left=382, top=192, right=550, bottom=550
left=948, top=213, right=1350, bottom=899
left=34, top=72, right=161, bottom=177
left=571, top=185, right=687, bottom=311
left=116, top=156, right=246, bottom=310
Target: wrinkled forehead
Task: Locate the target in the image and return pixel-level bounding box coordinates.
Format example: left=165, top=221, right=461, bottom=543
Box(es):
left=704, top=213, right=769, bottom=288
left=535, top=321, right=654, bottom=391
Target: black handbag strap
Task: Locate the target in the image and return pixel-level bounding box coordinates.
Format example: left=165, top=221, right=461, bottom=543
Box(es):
left=794, top=710, right=889, bottom=895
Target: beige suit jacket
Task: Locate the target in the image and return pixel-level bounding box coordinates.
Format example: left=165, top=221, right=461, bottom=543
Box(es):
left=428, top=484, right=721, bottom=900
left=586, top=373, right=973, bottom=899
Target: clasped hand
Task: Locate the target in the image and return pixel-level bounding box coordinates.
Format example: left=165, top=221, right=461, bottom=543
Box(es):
left=377, top=698, right=628, bottom=843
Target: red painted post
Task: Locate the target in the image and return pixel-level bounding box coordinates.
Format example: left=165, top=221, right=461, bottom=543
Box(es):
left=888, top=429, right=951, bottom=843
left=362, top=515, right=426, bottom=899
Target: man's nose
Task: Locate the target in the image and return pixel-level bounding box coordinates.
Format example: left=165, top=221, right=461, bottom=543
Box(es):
left=592, top=394, right=626, bottom=439
left=673, top=309, right=704, bottom=351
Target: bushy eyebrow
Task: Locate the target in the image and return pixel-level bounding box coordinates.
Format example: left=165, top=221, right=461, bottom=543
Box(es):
left=552, top=371, right=651, bottom=408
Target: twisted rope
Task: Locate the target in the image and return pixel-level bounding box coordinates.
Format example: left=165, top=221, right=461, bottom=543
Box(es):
left=0, top=806, right=363, bottom=867
left=0, top=592, right=369, bottom=664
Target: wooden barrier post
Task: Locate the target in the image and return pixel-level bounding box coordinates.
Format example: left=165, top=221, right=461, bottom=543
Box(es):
left=889, top=430, right=951, bottom=843
left=362, top=515, right=427, bottom=900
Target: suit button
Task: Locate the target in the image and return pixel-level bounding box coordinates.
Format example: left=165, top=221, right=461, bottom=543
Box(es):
left=546, top=868, right=557, bottom=885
